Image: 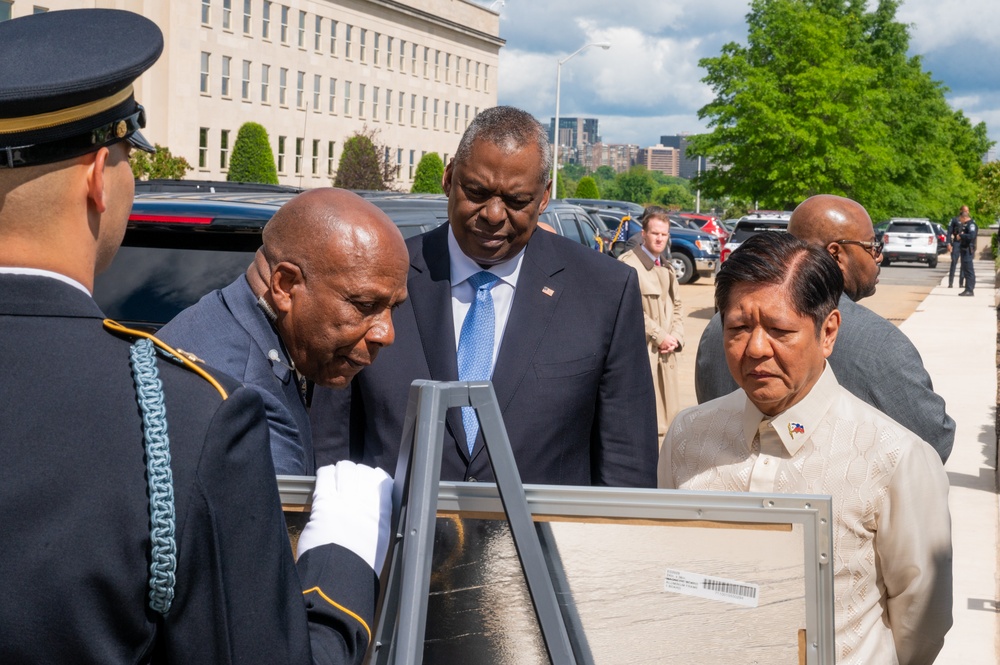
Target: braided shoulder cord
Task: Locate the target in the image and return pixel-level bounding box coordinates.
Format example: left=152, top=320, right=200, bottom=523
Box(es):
left=129, top=338, right=177, bottom=616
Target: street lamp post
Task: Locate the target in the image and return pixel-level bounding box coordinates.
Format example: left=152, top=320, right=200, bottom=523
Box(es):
left=551, top=41, right=611, bottom=201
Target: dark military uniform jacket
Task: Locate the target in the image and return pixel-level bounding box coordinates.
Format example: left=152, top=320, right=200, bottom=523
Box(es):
left=0, top=274, right=375, bottom=664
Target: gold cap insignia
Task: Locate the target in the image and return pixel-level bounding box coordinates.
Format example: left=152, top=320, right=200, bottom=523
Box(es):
left=115, top=120, right=127, bottom=138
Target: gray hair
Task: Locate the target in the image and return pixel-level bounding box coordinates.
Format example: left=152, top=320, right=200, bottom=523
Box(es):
left=454, top=106, right=552, bottom=185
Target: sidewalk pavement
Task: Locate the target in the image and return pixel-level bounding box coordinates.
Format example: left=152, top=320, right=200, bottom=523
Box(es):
left=898, top=258, right=999, bottom=664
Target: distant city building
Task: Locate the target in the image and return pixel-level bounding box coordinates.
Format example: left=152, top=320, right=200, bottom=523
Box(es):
left=582, top=142, right=639, bottom=174
left=6, top=1, right=502, bottom=188
left=638, top=144, right=680, bottom=177
left=983, top=147, right=997, bottom=164
left=659, top=134, right=711, bottom=179
left=548, top=117, right=600, bottom=162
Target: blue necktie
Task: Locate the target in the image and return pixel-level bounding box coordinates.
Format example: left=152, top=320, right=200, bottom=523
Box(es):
left=457, top=270, right=500, bottom=454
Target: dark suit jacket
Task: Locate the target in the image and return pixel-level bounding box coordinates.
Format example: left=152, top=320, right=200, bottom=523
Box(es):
left=694, top=292, right=956, bottom=462
left=313, top=224, right=658, bottom=487
left=0, top=274, right=373, bottom=664
left=158, top=275, right=314, bottom=475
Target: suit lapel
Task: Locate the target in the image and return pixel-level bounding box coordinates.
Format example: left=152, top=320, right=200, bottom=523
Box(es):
left=408, top=224, right=468, bottom=458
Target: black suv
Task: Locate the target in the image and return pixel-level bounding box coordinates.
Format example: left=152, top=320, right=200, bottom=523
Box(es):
left=94, top=188, right=449, bottom=331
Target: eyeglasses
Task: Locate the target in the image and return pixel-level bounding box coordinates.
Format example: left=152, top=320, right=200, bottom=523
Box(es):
left=836, top=239, right=883, bottom=259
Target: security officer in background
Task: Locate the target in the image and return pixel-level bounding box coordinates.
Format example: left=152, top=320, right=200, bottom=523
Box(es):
left=946, top=207, right=966, bottom=289
left=953, top=205, right=979, bottom=296
left=0, top=9, right=389, bottom=664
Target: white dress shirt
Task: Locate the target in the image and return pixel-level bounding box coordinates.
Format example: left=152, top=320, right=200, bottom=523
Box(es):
left=447, top=225, right=525, bottom=370
left=0, top=267, right=90, bottom=295
left=659, top=364, right=952, bottom=665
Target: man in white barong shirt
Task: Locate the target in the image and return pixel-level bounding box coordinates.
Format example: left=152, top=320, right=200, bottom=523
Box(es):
left=659, top=231, right=952, bottom=665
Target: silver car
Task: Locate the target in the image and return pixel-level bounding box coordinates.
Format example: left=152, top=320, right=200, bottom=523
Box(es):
left=882, top=218, right=938, bottom=268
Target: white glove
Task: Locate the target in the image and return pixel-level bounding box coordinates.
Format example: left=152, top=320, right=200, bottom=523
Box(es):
left=297, top=461, right=393, bottom=572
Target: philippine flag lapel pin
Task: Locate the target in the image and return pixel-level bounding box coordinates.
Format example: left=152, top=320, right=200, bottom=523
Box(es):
left=788, top=422, right=805, bottom=438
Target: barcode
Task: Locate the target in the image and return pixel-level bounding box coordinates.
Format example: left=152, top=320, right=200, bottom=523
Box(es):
left=702, top=578, right=757, bottom=599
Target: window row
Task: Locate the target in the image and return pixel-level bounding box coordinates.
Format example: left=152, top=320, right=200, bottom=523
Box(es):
left=199, top=0, right=490, bottom=91
left=198, top=126, right=448, bottom=181
left=199, top=54, right=480, bottom=133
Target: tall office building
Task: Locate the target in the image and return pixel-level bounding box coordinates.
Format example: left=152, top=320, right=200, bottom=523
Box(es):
left=549, top=117, right=600, bottom=164
left=638, top=145, right=680, bottom=177
left=4, top=1, right=502, bottom=188
left=659, top=134, right=709, bottom=180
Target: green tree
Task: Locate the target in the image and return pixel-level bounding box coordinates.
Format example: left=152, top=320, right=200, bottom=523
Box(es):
left=334, top=130, right=390, bottom=190
left=652, top=184, right=695, bottom=209
left=690, top=0, right=993, bottom=221
left=593, top=165, right=616, bottom=183
left=609, top=166, right=655, bottom=204
left=226, top=122, right=278, bottom=184
left=575, top=176, right=601, bottom=199
left=976, top=161, right=1000, bottom=225
left=561, top=163, right=587, bottom=181
left=411, top=152, right=444, bottom=193
left=131, top=144, right=192, bottom=180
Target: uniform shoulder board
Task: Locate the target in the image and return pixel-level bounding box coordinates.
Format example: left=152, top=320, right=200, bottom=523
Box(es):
left=103, top=319, right=229, bottom=400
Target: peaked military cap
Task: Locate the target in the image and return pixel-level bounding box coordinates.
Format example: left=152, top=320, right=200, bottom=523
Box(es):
left=0, top=9, right=163, bottom=168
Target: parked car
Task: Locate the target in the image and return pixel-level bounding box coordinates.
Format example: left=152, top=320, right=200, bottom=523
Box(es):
left=931, top=223, right=949, bottom=254
left=563, top=198, right=645, bottom=219
left=539, top=201, right=605, bottom=250
left=881, top=218, right=938, bottom=268
left=94, top=190, right=448, bottom=331
left=720, top=212, right=792, bottom=263
left=676, top=212, right=729, bottom=244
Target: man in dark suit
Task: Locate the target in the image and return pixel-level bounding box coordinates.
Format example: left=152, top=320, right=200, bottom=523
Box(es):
left=313, top=106, right=658, bottom=487
left=0, top=10, right=387, bottom=663
left=695, top=194, right=955, bottom=462
left=159, top=188, right=409, bottom=475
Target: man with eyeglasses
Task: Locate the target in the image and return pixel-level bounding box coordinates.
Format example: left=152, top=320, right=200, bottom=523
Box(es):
left=695, top=194, right=955, bottom=463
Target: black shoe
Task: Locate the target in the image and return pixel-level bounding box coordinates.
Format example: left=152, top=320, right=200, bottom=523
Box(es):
left=948, top=282, right=954, bottom=288
left=959, top=290, right=974, bottom=297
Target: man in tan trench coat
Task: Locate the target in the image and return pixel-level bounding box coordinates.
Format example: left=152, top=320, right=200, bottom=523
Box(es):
left=619, top=206, right=685, bottom=445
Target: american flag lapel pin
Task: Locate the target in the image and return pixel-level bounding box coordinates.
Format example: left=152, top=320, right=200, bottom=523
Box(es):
left=788, top=422, right=805, bottom=438
left=542, top=286, right=555, bottom=297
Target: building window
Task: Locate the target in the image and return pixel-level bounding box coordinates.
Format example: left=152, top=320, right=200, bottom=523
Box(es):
left=241, top=60, right=251, bottom=100
left=277, top=135, right=286, bottom=172
left=465, top=60, right=470, bottom=88
left=295, top=137, right=303, bottom=174
left=220, top=129, right=230, bottom=169
left=201, top=0, right=210, bottom=26
left=313, top=74, right=321, bottom=111
left=434, top=50, right=440, bottom=80
left=445, top=53, right=450, bottom=82
left=330, top=20, right=337, bottom=55
left=221, top=56, right=231, bottom=97
left=222, top=0, right=231, bottom=29
left=345, top=24, right=352, bottom=59
left=279, top=67, right=287, bottom=105
left=411, top=42, right=417, bottom=75
left=423, top=47, right=429, bottom=77
left=280, top=5, right=288, bottom=43
left=328, top=141, right=336, bottom=176
left=311, top=139, right=319, bottom=175
left=398, top=92, right=404, bottom=124
left=261, top=64, right=270, bottom=103
left=398, top=39, right=406, bottom=72
left=396, top=148, right=403, bottom=177
left=385, top=88, right=392, bottom=123
left=444, top=101, right=449, bottom=131
left=242, top=0, right=251, bottom=34
left=358, top=84, right=366, bottom=118
left=296, top=70, right=304, bottom=108
left=433, top=99, right=438, bottom=129
left=410, top=94, right=416, bottom=125
left=262, top=0, right=270, bottom=38
left=454, top=100, right=460, bottom=131
left=344, top=81, right=351, bottom=116
left=199, top=127, right=209, bottom=168
left=297, top=10, right=305, bottom=48
left=386, top=37, right=393, bottom=70
left=484, top=64, right=490, bottom=92
left=465, top=104, right=470, bottom=129
left=200, top=52, right=210, bottom=94
left=314, top=15, right=321, bottom=51
left=475, top=62, right=480, bottom=90
left=328, top=77, right=337, bottom=113
left=421, top=96, right=427, bottom=128
left=359, top=29, right=366, bottom=62
left=409, top=150, right=415, bottom=180
left=0, top=2, right=11, bottom=21
left=372, top=87, right=379, bottom=120
left=373, top=33, right=380, bottom=66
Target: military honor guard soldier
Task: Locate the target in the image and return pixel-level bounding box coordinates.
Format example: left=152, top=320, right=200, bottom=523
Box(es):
left=0, top=9, right=390, bottom=664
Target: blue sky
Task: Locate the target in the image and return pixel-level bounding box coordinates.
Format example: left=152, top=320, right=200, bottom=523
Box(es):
left=476, top=0, right=1000, bottom=152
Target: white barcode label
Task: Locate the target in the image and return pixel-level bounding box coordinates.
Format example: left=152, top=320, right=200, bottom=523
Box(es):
left=663, top=568, right=759, bottom=608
